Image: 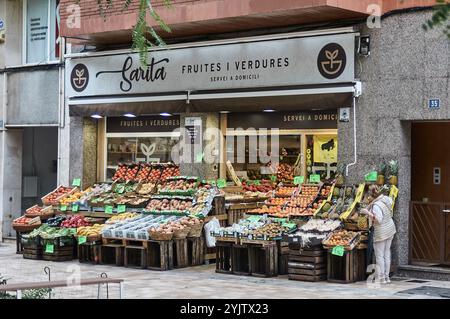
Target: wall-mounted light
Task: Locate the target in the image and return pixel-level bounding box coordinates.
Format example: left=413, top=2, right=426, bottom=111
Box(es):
left=160, top=112, right=172, bottom=117
left=124, top=113, right=136, bottom=118
left=263, top=109, right=276, bottom=113
left=91, top=114, right=103, bottom=119
left=358, top=36, right=371, bottom=56
left=220, top=111, right=230, bottom=114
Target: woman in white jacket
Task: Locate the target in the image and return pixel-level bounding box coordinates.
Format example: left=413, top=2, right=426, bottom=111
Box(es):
left=361, top=185, right=396, bottom=284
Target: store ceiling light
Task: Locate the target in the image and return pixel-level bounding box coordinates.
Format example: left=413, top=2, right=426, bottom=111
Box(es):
left=220, top=111, right=230, bottom=114
left=124, top=113, right=137, bottom=118
left=263, top=109, right=276, bottom=112
left=160, top=112, right=172, bottom=117
left=91, top=114, right=103, bottom=119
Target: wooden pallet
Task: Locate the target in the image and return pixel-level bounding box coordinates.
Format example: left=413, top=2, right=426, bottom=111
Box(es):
left=288, top=274, right=327, bottom=282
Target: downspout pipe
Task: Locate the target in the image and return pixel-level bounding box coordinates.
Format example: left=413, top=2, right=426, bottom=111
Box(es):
left=345, top=82, right=361, bottom=176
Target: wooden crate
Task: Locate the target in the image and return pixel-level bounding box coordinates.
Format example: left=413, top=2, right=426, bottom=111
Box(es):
left=355, top=248, right=368, bottom=281
left=327, top=249, right=357, bottom=284
left=187, top=237, right=204, bottom=266
left=77, top=242, right=101, bottom=264
left=23, top=247, right=43, bottom=260
left=288, top=245, right=327, bottom=282
left=278, top=243, right=290, bottom=275
left=212, top=196, right=226, bottom=216
left=43, top=246, right=74, bottom=262
left=147, top=240, right=173, bottom=271
left=248, top=242, right=279, bottom=278
left=215, top=241, right=233, bottom=274
left=101, top=244, right=124, bottom=266
left=226, top=203, right=258, bottom=225
left=232, top=244, right=251, bottom=276
left=172, top=239, right=188, bottom=269
left=124, top=245, right=147, bottom=269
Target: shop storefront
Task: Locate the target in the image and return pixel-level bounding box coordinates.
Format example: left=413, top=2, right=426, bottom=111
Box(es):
left=66, top=29, right=359, bottom=181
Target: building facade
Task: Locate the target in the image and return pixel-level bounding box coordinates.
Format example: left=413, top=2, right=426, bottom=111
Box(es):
left=1, top=0, right=448, bottom=277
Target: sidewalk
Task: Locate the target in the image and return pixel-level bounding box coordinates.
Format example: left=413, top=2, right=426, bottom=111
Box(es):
left=1, top=241, right=449, bottom=299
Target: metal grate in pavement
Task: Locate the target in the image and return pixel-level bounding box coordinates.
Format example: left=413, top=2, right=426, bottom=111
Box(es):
left=397, top=286, right=450, bottom=298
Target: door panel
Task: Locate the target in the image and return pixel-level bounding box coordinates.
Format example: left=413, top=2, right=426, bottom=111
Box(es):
left=411, top=122, right=450, bottom=202
left=445, top=204, right=450, bottom=263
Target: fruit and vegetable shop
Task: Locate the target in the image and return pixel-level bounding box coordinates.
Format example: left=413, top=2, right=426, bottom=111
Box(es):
left=12, top=31, right=402, bottom=283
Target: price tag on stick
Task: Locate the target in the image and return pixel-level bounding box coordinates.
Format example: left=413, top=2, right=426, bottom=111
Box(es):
left=45, top=244, right=54, bottom=254
left=217, top=179, right=227, bottom=188
left=60, top=205, right=67, bottom=212
left=72, top=204, right=79, bottom=212
left=105, top=206, right=114, bottom=214
left=72, top=178, right=81, bottom=187
left=310, top=174, right=321, bottom=183
left=294, top=176, right=304, bottom=185
left=78, top=236, right=87, bottom=245
left=332, top=245, right=345, bottom=257
left=117, top=205, right=126, bottom=213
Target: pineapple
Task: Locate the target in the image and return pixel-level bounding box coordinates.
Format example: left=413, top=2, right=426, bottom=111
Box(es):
left=387, top=160, right=398, bottom=186
left=335, top=163, right=346, bottom=186
left=377, top=162, right=386, bottom=186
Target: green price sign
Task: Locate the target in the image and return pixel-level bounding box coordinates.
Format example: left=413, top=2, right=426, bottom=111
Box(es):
left=293, top=176, right=304, bottom=185
left=282, top=222, right=297, bottom=229
left=310, top=174, right=321, bottom=183
left=78, top=236, right=87, bottom=245
left=270, top=175, right=277, bottom=182
left=45, top=244, right=54, bottom=254
left=105, top=205, right=114, bottom=214
left=253, top=180, right=261, bottom=186
left=72, top=204, right=79, bottom=212
left=195, top=153, right=204, bottom=163
left=60, top=205, right=67, bottom=212
left=332, top=245, right=345, bottom=257
left=365, top=171, right=378, bottom=182
left=247, top=215, right=261, bottom=223
left=117, top=204, right=126, bottom=213
left=207, top=180, right=216, bottom=186
left=216, top=179, right=227, bottom=188
left=72, top=178, right=81, bottom=187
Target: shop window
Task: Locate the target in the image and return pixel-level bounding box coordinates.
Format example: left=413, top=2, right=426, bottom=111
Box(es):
left=106, top=136, right=179, bottom=180
left=226, top=133, right=302, bottom=181
left=24, top=0, right=60, bottom=64
left=306, top=134, right=338, bottom=181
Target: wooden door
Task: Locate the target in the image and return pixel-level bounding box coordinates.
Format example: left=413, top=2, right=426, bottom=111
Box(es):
left=411, top=122, right=450, bottom=202
left=411, top=122, right=450, bottom=265
left=445, top=204, right=450, bottom=263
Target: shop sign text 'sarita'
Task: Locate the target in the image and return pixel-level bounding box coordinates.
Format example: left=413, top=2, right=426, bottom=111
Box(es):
left=67, top=33, right=355, bottom=98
